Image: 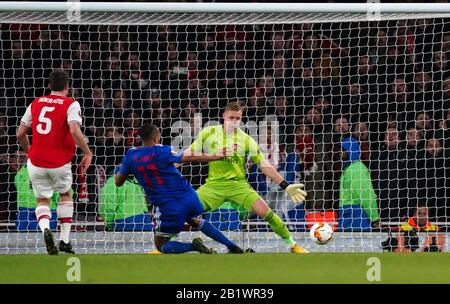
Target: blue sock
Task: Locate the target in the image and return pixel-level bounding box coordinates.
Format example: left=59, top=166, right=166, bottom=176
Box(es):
left=199, top=220, right=236, bottom=249
left=160, top=241, right=194, bottom=254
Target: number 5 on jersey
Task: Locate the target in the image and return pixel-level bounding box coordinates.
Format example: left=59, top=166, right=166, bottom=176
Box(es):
left=36, top=106, right=55, bottom=135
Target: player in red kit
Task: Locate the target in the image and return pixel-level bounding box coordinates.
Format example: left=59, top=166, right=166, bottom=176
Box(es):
left=16, top=70, right=92, bottom=255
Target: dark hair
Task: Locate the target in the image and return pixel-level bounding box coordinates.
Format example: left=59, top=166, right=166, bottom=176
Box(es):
left=140, top=124, right=159, bottom=141
left=49, top=70, right=68, bottom=92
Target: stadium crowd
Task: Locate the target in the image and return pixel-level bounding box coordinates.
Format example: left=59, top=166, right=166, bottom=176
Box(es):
left=0, top=17, right=449, bottom=225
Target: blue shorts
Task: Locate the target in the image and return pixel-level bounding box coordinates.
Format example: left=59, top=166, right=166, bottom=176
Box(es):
left=338, top=205, right=372, bottom=232
left=153, top=188, right=204, bottom=237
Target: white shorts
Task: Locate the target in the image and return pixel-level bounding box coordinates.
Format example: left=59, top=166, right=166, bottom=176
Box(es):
left=27, top=159, right=73, bottom=199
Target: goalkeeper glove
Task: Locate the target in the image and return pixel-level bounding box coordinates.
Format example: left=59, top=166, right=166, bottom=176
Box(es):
left=280, top=180, right=307, bottom=204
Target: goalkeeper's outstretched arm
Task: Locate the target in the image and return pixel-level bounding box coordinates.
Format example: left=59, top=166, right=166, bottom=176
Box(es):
left=259, top=159, right=307, bottom=204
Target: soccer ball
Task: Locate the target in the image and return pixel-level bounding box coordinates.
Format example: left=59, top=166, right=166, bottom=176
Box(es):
left=309, top=222, right=334, bottom=245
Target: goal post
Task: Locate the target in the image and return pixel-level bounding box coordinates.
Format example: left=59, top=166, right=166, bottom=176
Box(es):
left=0, top=2, right=449, bottom=254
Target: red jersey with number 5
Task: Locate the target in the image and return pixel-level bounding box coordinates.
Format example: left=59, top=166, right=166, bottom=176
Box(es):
left=21, top=93, right=82, bottom=168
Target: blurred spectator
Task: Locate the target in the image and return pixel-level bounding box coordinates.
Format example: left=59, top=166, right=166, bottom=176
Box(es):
left=181, top=101, right=198, bottom=120
left=103, top=127, right=126, bottom=175
left=351, top=55, right=377, bottom=94
left=0, top=112, right=8, bottom=155
left=312, top=49, right=339, bottom=85
left=371, top=127, right=408, bottom=221
left=304, top=107, right=326, bottom=140
left=143, top=88, right=162, bottom=119
left=274, top=96, right=296, bottom=152
left=0, top=150, right=27, bottom=221
left=198, top=90, right=218, bottom=120
left=123, top=111, right=142, bottom=147
left=313, top=97, right=333, bottom=128
left=387, top=77, right=415, bottom=132
left=431, top=51, right=449, bottom=84
left=338, top=83, right=373, bottom=123
left=84, top=86, right=112, bottom=128
left=412, top=71, right=434, bottom=113
left=368, top=29, right=388, bottom=67
left=255, top=73, right=277, bottom=113
left=405, top=126, right=426, bottom=215
left=111, top=89, right=130, bottom=124
left=339, top=158, right=379, bottom=231
left=422, top=138, right=449, bottom=221
left=435, top=77, right=450, bottom=121
left=352, top=122, right=371, bottom=167
left=100, top=166, right=152, bottom=231
left=330, top=116, right=353, bottom=207
left=292, top=67, right=316, bottom=107
left=296, top=122, right=333, bottom=211
left=334, top=117, right=360, bottom=169
left=414, top=111, right=434, bottom=139
left=394, top=205, right=446, bottom=252
left=296, top=123, right=315, bottom=172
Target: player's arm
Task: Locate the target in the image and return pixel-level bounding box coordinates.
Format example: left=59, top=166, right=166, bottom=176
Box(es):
left=17, top=105, right=32, bottom=153
left=69, top=122, right=92, bottom=175
left=259, top=159, right=306, bottom=203
left=259, top=159, right=284, bottom=184
left=115, top=173, right=127, bottom=187
left=67, top=101, right=92, bottom=175
left=114, top=160, right=129, bottom=187
left=176, top=126, right=228, bottom=164
left=249, top=136, right=307, bottom=204
left=17, top=123, right=31, bottom=153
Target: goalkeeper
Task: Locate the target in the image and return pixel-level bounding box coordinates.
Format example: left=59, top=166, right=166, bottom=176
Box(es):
left=185, top=102, right=308, bottom=253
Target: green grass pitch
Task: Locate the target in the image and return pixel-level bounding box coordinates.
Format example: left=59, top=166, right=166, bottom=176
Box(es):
left=1, top=253, right=449, bottom=284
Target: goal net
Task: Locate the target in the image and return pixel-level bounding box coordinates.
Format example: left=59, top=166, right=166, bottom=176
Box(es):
left=0, top=2, right=449, bottom=253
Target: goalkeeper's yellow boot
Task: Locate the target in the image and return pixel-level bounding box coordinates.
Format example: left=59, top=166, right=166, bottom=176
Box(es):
left=148, top=249, right=162, bottom=254
left=291, top=243, right=309, bottom=254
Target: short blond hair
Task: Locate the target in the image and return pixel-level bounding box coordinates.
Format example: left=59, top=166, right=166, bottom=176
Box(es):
left=224, top=101, right=242, bottom=112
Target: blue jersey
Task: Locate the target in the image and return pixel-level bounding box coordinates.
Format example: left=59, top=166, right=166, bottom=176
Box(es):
left=118, top=145, right=191, bottom=204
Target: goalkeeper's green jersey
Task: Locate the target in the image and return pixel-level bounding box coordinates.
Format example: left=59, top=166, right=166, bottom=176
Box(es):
left=190, top=125, right=265, bottom=182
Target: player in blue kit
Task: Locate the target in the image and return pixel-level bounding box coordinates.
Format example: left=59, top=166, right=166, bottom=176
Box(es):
left=115, top=124, right=244, bottom=254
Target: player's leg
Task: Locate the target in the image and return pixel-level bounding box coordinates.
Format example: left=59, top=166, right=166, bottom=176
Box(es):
left=229, top=182, right=308, bottom=253
left=57, top=191, right=75, bottom=253
left=154, top=235, right=214, bottom=254
left=251, top=198, right=308, bottom=253
left=153, top=233, right=194, bottom=254
left=27, top=159, right=58, bottom=255
left=195, top=181, right=226, bottom=213
left=53, top=163, right=75, bottom=253
left=35, top=198, right=52, bottom=232
left=194, top=184, right=243, bottom=253
left=265, top=186, right=285, bottom=219
left=188, top=217, right=243, bottom=253
left=153, top=204, right=215, bottom=254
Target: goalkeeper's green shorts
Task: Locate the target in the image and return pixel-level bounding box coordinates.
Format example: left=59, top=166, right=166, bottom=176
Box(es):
left=196, top=180, right=261, bottom=212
